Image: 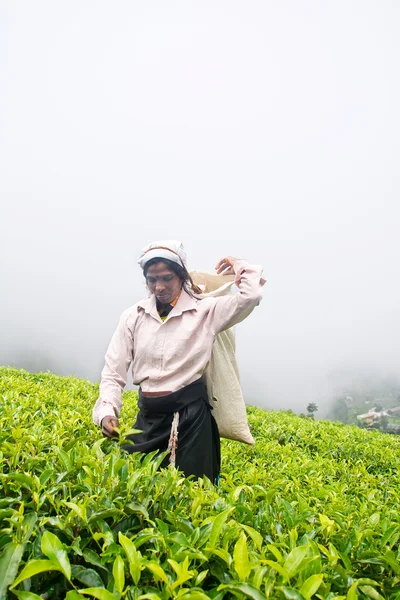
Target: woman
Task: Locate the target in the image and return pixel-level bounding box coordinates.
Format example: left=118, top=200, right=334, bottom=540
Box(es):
left=93, top=240, right=263, bottom=482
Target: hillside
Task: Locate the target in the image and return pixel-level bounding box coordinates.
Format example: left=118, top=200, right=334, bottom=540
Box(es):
left=1, top=367, right=400, bottom=599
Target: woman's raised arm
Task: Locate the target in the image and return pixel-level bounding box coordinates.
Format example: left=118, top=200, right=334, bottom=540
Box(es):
left=206, top=257, right=264, bottom=335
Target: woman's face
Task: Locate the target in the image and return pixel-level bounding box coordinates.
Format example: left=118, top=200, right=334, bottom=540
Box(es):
left=145, top=262, right=183, bottom=304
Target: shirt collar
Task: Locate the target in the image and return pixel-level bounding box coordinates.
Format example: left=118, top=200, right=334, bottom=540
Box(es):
left=137, top=288, right=197, bottom=319
left=170, top=291, right=181, bottom=307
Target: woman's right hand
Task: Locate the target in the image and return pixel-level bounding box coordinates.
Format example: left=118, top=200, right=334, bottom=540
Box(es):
left=215, top=256, right=238, bottom=276
left=101, top=416, right=119, bottom=438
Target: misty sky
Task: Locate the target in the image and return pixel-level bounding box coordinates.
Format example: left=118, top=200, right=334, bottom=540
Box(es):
left=1, top=1, right=399, bottom=414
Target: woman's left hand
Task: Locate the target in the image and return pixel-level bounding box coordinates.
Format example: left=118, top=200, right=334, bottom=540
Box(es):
left=215, top=256, right=238, bottom=276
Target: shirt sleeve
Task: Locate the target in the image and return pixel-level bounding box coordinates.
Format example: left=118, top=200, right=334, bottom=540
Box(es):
left=207, top=259, right=264, bottom=335
left=92, top=311, right=134, bottom=426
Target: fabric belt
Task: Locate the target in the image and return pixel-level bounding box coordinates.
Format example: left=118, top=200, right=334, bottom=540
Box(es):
left=138, top=377, right=209, bottom=414
left=137, top=377, right=210, bottom=468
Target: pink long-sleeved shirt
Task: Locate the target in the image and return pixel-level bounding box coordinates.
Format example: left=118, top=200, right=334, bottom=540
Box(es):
left=92, top=259, right=263, bottom=426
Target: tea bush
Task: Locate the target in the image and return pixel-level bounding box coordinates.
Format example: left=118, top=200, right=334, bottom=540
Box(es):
left=1, top=367, right=400, bottom=599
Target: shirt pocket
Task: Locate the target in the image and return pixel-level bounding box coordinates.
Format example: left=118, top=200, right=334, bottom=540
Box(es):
left=166, top=332, right=199, bottom=364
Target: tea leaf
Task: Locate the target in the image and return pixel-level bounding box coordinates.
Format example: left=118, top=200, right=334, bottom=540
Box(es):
left=118, top=532, right=141, bottom=584
left=0, top=543, right=24, bottom=600
left=240, top=524, right=263, bottom=552
left=218, top=583, right=268, bottom=600
left=283, top=545, right=311, bottom=579
left=65, top=501, right=88, bottom=523
left=358, top=586, right=384, bottom=600
left=208, top=507, right=235, bottom=548
left=279, top=588, right=305, bottom=600
left=146, top=562, right=169, bottom=584
left=299, top=574, right=324, bottom=599
left=10, top=559, right=59, bottom=588
left=13, top=592, right=44, bottom=600
left=267, top=544, right=283, bottom=563
left=79, top=589, right=119, bottom=600
left=41, top=530, right=71, bottom=581
left=262, top=559, right=289, bottom=579
left=71, top=565, right=105, bottom=588
left=112, top=555, right=125, bottom=594
left=179, top=592, right=213, bottom=600
left=234, top=532, right=251, bottom=581
left=82, top=549, right=108, bottom=572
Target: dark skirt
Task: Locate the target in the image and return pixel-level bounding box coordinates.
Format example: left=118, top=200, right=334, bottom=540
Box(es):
left=123, top=377, right=220, bottom=482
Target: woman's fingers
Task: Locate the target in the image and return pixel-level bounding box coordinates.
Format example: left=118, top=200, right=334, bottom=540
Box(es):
left=101, top=416, right=119, bottom=438
left=215, top=256, right=238, bottom=275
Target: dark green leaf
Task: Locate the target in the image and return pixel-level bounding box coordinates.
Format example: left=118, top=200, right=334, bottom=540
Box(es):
left=0, top=543, right=25, bottom=600
left=71, top=564, right=105, bottom=588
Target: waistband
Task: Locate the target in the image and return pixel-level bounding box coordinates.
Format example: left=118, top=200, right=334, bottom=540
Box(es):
left=138, top=377, right=208, bottom=414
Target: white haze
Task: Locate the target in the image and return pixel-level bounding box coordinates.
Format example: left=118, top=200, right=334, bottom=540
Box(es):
left=1, top=1, right=399, bottom=415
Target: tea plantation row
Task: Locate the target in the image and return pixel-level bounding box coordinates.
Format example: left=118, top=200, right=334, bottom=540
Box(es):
left=1, top=367, right=400, bottom=599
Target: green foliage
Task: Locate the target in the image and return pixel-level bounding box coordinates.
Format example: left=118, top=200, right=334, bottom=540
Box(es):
left=1, top=367, right=400, bottom=599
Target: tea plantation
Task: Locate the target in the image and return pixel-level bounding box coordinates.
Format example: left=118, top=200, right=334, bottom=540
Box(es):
left=1, top=367, right=400, bottom=599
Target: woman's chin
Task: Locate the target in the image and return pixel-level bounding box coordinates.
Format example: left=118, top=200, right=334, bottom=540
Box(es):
left=156, top=295, right=170, bottom=304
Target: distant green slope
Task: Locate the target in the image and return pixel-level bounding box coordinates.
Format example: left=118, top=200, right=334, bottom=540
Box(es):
left=1, top=367, right=400, bottom=599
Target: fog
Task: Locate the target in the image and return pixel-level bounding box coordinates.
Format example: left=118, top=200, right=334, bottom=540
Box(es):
left=1, top=1, right=399, bottom=415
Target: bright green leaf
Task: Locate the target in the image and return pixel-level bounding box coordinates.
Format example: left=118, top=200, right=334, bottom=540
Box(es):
left=79, top=589, right=119, bottom=600
left=195, top=570, right=209, bottom=586
left=381, top=526, right=399, bottom=547
left=55, top=447, right=72, bottom=471
left=279, top=588, right=305, bottom=600
left=234, top=532, right=251, bottom=581
left=112, top=555, right=125, bottom=594
left=381, top=551, right=400, bottom=575
left=118, top=532, right=141, bottom=584
left=347, top=582, right=359, bottom=600
left=240, top=524, right=263, bottom=552
left=299, top=574, right=324, bottom=599
left=205, top=547, right=232, bottom=565
left=283, top=545, right=311, bottom=579
left=65, top=592, right=86, bottom=600
left=0, top=543, right=24, bottom=600
left=41, top=530, right=71, bottom=581
left=262, top=559, right=289, bottom=579
left=10, top=560, right=59, bottom=588
left=146, top=562, right=169, bottom=584
left=64, top=501, right=87, bottom=523
left=208, top=507, right=235, bottom=548
left=267, top=544, right=283, bottom=563
left=179, top=592, right=213, bottom=600
left=252, top=565, right=269, bottom=589
left=279, top=586, right=304, bottom=600
left=13, top=592, right=44, bottom=600
left=218, top=582, right=268, bottom=600
left=358, top=586, right=384, bottom=600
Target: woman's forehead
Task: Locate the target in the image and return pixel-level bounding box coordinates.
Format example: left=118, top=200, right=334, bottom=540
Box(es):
left=146, top=262, right=176, bottom=276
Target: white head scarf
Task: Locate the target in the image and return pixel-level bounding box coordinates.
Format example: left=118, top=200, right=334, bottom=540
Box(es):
left=137, top=240, right=188, bottom=270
